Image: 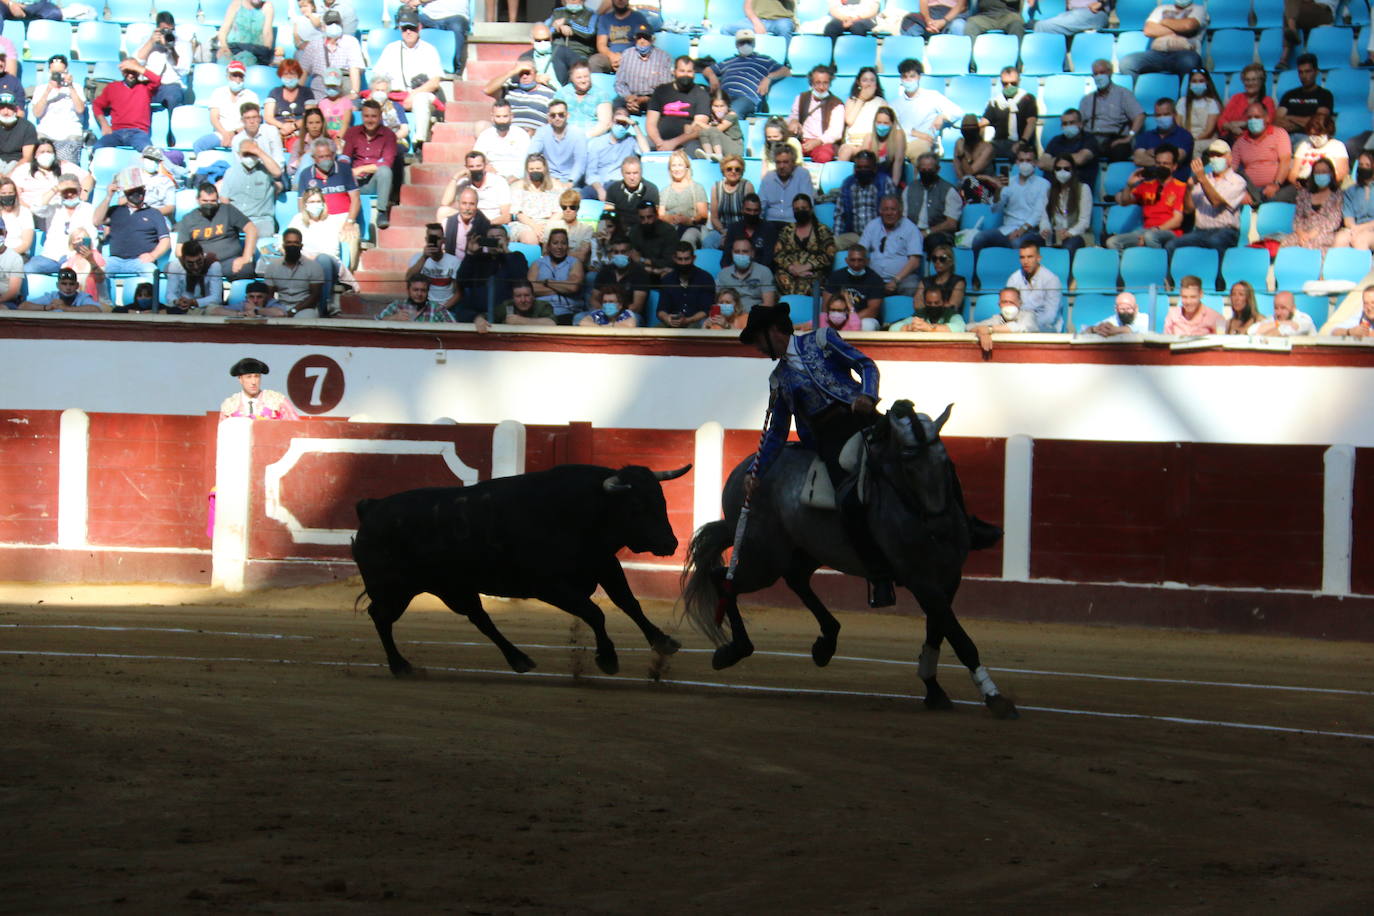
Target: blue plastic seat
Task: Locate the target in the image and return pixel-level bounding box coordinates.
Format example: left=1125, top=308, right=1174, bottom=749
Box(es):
left=1293, top=293, right=1329, bottom=326
left=365, top=28, right=400, bottom=64
left=1133, top=72, right=1180, bottom=109
left=974, top=247, right=1019, bottom=290
left=1222, top=246, right=1273, bottom=292
left=245, top=65, right=279, bottom=97
left=1322, top=246, right=1373, bottom=283
left=1114, top=32, right=1150, bottom=61
left=1099, top=161, right=1138, bottom=200
left=1305, top=25, right=1355, bottom=67
left=923, top=35, right=971, bottom=76
left=786, top=34, right=832, bottom=71
left=1114, top=0, right=1156, bottom=30
left=1041, top=73, right=1091, bottom=116
left=1273, top=69, right=1302, bottom=98
left=814, top=201, right=835, bottom=228
left=274, top=192, right=299, bottom=230
left=655, top=32, right=691, bottom=60
left=1208, top=30, right=1256, bottom=72
left=1255, top=202, right=1296, bottom=237
left=1120, top=246, right=1167, bottom=290
left=170, top=107, right=214, bottom=148
left=745, top=117, right=766, bottom=156
left=832, top=36, right=878, bottom=75
left=1169, top=247, right=1221, bottom=290
left=225, top=278, right=253, bottom=307
left=105, top=0, right=154, bottom=24
left=25, top=20, right=72, bottom=61
left=1019, top=33, right=1067, bottom=76
left=510, top=241, right=542, bottom=264
left=780, top=293, right=818, bottom=323
left=879, top=36, right=925, bottom=74
left=426, top=30, right=457, bottom=70
left=960, top=202, right=993, bottom=230
left=74, top=21, right=122, bottom=62
left=1071, top=248, right=1120, bottom=293
left=638, top=156, right=669, bottom=190
left=945, top=75, right=990, bottom=113
left=1068, top=32, right=1112, bottom=74
left=1272, top=247, right=1322, bottom=291
left=1325, top=68, right=1370, bottom=110
left=1041, top=247, right=1071, bottom=285
left=191, top=62, right=229, bottom=97
left=150, top=108, right=170, bottom=146
left=1070, top=293, right=1119, bottom=331
left=766, top=75, right=810, bottom=113
left=1104, top=204, right=1143, bottom=235
left=89, top=146, right=140, bottom=189
left=1208, top=1, right=1253, bottom=29
left=972, top=33, right=1018, bottom=74
left=1255, top=27, right=1285, bottom=65
left=969, top=293, right=1000, bottom=322
left=819, top=159, right=852, bottom=193
left=882, top=295, right=915, bottom=326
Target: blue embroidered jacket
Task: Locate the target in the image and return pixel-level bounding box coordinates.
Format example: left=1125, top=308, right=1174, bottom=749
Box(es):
left=754, top=328, right=880, bottom=475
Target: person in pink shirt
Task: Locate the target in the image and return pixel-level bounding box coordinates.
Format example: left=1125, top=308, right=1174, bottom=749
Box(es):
left=1163, top=274, right=1223, bottom=335
left=219, top=357, right=302, bottom=420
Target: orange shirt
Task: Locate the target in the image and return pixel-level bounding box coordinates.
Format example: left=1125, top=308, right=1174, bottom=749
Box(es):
left=1132, top=177, right=1188, bottom=235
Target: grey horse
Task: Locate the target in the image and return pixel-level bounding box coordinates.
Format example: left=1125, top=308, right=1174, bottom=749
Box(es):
left=680, top=400, right=1018, bottom=718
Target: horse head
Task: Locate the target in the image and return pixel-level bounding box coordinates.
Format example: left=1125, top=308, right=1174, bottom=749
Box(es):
left=882, top=399, right=955, bottom=517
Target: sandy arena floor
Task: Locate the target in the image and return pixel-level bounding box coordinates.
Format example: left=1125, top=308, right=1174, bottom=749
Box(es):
left=2, top=581, right=1372, bottom=914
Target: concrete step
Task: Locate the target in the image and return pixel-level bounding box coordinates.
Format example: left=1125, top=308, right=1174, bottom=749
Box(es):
left=385, top=204, right=439, bottom=227
left=431, top=121, right=477, bottom=142
left=418, top=141, right=473, bottom=164
left=444, top=100, right=495, bottom=122
left=357, top=248, right=412, bottom=274
left=399, top=183, right=448, bottom=206
left=409, top=163, right=456, bottom=185
left=448, top=81, right=492, bottom=103
left=470, top=39, right=530, bottom=60
left=377, top=225, right=430, bottom=248
left=464, top=60, right=516, bottom=82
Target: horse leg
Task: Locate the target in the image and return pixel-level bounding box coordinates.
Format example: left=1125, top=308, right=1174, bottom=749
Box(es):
left=540, top=586, right=621, bottom=675
left=710, top=566, right=755, bottom=670
left=783, top=560, right=841, bottom=667
left=366, top=588, right=419, bottom=677
left=937, top=607, right=1019, bottom=720
left=918, top=613, right=954, bottom=711
left=596, top=556, right=680, bottom=656
left=435, top=588, right=536, bottom=674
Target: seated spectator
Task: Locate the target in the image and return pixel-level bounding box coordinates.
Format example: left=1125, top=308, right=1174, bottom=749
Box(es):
left=862, top=106, right=906, bottom=186
left=705, top=154, right=754, bottom=251
left=1276, top=157, right=1343, bottom=251
left=0, top=90, right=33, bottom=177
left=1006, top=237, right=1062, bottom=331
left=258, top=227, right=326, bottom=317
left=93, top=174, right=169, bottom=285
left=1223, top=280, right=1265, bottom=334
left=584, top=107, right=647, bottom=200
left=604, top=154, right=659, bottom=228
left=719, top=192, right=780, bottom=268
left=1163, top=274, right=1223, bottom=334
left=25, top=174, right=94, bottom=275
left=716, top=236, right=777, bottom=312
left=368, top=78, right=412, bottom=146
left=1040, top=108, right=1100, bottom=188
left=514, top=20, right=561, bottom=87
left=901, top=1, right=969, bottom=38
left=965, top=0, right=1025, bottom=39
left=194, top=61, right=259, bottom=154
left=1166, top=139, right=1248, bottom=253
left=0, top=175, right=32, bottom=257
left=759, top=145, right=815, bottom=224
left=399, top=0, right=469, bottom=78
left=543, top=1, right=599, bottom=84
left=716, top=0, right=798, bottom=40
left=62, top=230, right=108, bottom=306
left=905, top=152, right=961, bottom=246
left=233, top=103, right=285, bottom=170
left=647, top=56, right=710, bottom=155
left=951, top=113, right=994, bottom=187
left=547, top=189, right=593, bottom=259
left=29, top=57, right=84, bottom=164
left=1332, top=286, right=1374, bottom=337
left=1335, top=150, right=1374, bottom=250
left=133, top=13, right=191, bottom=112
left=1288, top=116, right=1349, bottom=187
left=592, top=235, right=651, bottom=315
left=454, top=227, right=530, bottom=320
left=264, top=60, right=316, bottom=155
left=761, top=115, right=804, bottom=176
left=406, top=222, right=462, bottom=310
left=1119, top=0, right=1206, bottom=77
left=1251, top=289, right=1316, bottom=336
left=584, top=211, right=618, bottom=279
left=474, top=278, right=558, bottom=331
left=860, top=195, right=923, bottom=296
left=580, top=282, right=640, bottom=327
left=890, top=285, right=967, bottom=333
left=628, top=198, right=679, bottom=277
left=221, top=140, right=286, bottom=240
left=442, top=151, right=512, bottom=233
left=176, top=183, right=258, bottom=281
left=705, top=29, right=790, bottom=120
left=233, top=280, right=289, bottom=318
left=530, top=227, right=586, bottom=320
left=1275, top=54, right=1332, bottom=137
left=703, top=287, right=747, bottom=330
left=288, top=109, right=331, bottom=175
left=1278, top=0, right=1334, bottom=72
left=0, top=218, right=19, bottom=307
left=1231, top=104, right=1294, bottom=204
left=814, top=291, right=863, bottom=332
left=660, top=149, right=708, bottom=247
left=972, top=287, right=1037, bottom=353
left=1080, top=60, right=1144, bottom=163
left=112, top=281, right=159, bottom=314
left=485, top=57, right=557, bottom=135
left=371, top=10, right=443, bottom=144
left=378, top=276, right=457, bottom=322
left=788, top=65, right=844, bottom=163
left=773, top=193, right=837, bottom=298
left=18, top=266, right=100, bottom=312
left=837, top=68, right=885, bottom=162
left=442, top=186, right=491, bottom=258
left=1107, top=143, right=1187, bottom=249
left=342, top=99, right=399, bottom=229
left=166, top=240, right=227, bottom=314
left=1041, top=155, right=1093, bottom=255
left=1218, top=64, right=1275, bottom=143
left=135, top=146, right=179, bottom=219
left=1079, top=290, right=1150, bottom=337
left=1178, top=69, right=1221, bottom=142
left=832, top=151, right=895, bottom=248
left=1132, top=98, right=1194, bottom=179
left=981, top=66, right=1037, bottom=160
left=286, top=186, right=356, bottom=305
left=914, top=243, right=966, bottom=312
left=1033, top=0, right=1108, bottom=36
left=93, top=59, right=160, bottom=151
left=824, top=244, right=885, bottom=323
left=613, top=25, right=672, bottom=118
left=315, top=70, right=355, bottom=137
left=826, top=0, right=880, bottom=36
left=974, top=145, right=1049, bottom=252
left=700, top=90, right=745, bottom=162
left=593, top=0, right=651, bottom=74
left=529, top=99, right=588, bottom=186
left=890, top=59, right=960, bottom=162
left=656, top=241, right=715, bottom=328
left=217, top=0, right=275, bottom=66
left=473, top=101, right=532, bottom=182
left=298, top=10, right=363, bottom=97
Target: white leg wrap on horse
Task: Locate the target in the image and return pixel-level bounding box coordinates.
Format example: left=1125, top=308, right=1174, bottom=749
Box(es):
left=917, top=644, right=940, bottom=681
left=970, top=665, right=999, bottom=698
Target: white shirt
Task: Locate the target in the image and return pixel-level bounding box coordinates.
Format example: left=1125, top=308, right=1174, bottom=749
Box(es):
left=232, top=123, right=285, bottom=165
left=858, top=215, right=923, bottom=281
left=998, top=172, right=1052, bottom=234
left=407, top=251, right=462, bottom=306
left=1081, top=312, right=1150, bottom=335
left=1146, top=4, right=1209, bottom=54
left=419, top=0, right=468, bottom=18
left=1007, top=265, right=1064, bottom=332
left=207, top=86, right=261, bottom=133
left=458, top=175, right=512, bottom=222
left=374, top=39, right=445, bottom=91
left=473, top=125, right=532, bottom=181
left=40, top=201, right=96, bottom=261
left=891, top=87, right=961, bottom=145
left=30, top=81, right=84, bottom=141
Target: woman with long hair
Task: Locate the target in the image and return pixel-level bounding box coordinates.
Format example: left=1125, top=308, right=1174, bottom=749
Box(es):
left=772, top=192, right=837, bottom=297
left=289, top=107, right=330, bottom=177
left=861, top=106, right=907, bottom=186
left=913, top=242, right=966, bottom=316
left=761, top=116, right=803, bottom=176
left=15, top=139, right=90, bottom=224
left=700, top=89, right=744, bottom=162
left=660, top=149, right=708, bottom=247
left=286, top=186, right=359, bottom=302
left=1223, top=280, right=1264, bottom=334
left=1177, top=68, right=1221, bottom=142
left=838, top=68, right=885, bottom=162
left=705, top=153, right=754, bottom=251
left=511, top=152, right=569, bottom=246
left=1041, top=154, right=1092, bottom=255
left=1277, top=156, right=1344, bottom=251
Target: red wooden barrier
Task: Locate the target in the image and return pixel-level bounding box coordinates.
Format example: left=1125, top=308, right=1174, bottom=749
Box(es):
left=0, top=410, right=60, bottom=544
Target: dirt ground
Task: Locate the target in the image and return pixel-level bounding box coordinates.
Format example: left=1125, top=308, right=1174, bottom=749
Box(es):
left=2, top=581, right=1373, bottom=915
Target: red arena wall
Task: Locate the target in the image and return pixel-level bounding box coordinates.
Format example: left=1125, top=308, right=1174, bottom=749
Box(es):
left=0, top=411, right=60, bottom=545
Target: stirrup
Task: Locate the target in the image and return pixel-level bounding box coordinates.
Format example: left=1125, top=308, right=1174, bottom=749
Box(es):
left=867, top=579, right=896, bottom=609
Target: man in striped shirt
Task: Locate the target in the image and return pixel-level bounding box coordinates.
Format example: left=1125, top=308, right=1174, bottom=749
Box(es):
left=704, top=29, right=790, bottom=119
left=614, top=25, right=672, bottom=117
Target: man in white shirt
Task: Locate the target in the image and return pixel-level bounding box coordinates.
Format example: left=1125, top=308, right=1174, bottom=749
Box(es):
left=451, top=150, right=511, bottom=225
left=405, top=222, right=463, bottom=310
left=972, top=287, right=1038, bottom=353
left=973, top=145, right=1050, bottom=252
left=1080, top=290, right=1150, bottom=337
left=25, top=173, right=95, bottom=275
left=858, top=195, right=923, bottom=295
left=889, top=58, right=962, bottom=162
left=372, top=8, right=444, bottom=143
left=1118, top=0, right=1207, bottom=77
left=230, top=103, right=284, bottom=166
left=787, top=65, right=845, bottom=163
left=1005, top=238, right=1063, bottom=332
left=194, top=61, right=260, bottom=153
left=473, top=101, right=531, bottom=181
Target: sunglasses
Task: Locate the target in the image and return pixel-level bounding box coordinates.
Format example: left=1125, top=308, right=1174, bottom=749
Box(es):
left=548, top=112, right=567, bottom=118
left=60, top=190, right=80, bottom=198
left=562, top=204, right=579, bottom=211
left=724, top=165, right=743, bottom=173
left=932, top=255, right=951, bottom=262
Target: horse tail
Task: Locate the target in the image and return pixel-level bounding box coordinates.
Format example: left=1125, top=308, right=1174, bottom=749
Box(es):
left=677, top=520, right=734, bottom=648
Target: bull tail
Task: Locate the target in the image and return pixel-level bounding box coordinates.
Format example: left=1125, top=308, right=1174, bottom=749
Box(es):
left=677, top=520, right=733, bottom=648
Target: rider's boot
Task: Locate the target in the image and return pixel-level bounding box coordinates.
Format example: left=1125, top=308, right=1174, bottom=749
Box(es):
left=837, top=483, right=895, bottom=608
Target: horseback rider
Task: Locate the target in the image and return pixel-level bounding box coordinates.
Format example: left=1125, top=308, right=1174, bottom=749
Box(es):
left=739, top=302, right=898, bottom=608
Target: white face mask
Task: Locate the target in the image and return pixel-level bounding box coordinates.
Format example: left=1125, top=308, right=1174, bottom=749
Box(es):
left=240, top=156, right=258, bottom=169
left=1000, top=305, right=1020, bottom=321
left=0, top=114, right=16, bottom=127
left=1309, top=135, right=1328, bottom=148
left=306, top=201, right=326, bottom=217
left=1054, top=169, right=1072, bottom=183
left=36, top=152, right=54, bottom=168
left=1017, top=161, right=1036, bottom=178
left=142, top=158, right=160, bottom=174
left=324, top=24, right=344, bottom=39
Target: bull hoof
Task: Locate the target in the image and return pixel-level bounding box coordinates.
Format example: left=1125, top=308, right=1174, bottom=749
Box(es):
left=986, top=693, right=1020, bottom=720
left=652, top=634, right=682, bottom=656
left=596, top=651, right=620, bottom=675
left=811, top=633, right=837, bottom=667
left=507, top=653, right=536, bottom=674
left=922, top=682, right=953, bottom=710
left=712, top=641, right=754, bottom=670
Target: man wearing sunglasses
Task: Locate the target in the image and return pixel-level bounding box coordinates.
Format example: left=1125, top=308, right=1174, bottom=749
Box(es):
left=528, top=99, right=588, bottom=186
left=26, top=174, right=94, bottom=276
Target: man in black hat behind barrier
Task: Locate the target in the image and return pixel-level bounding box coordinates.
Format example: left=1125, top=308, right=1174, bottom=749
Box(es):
left=220, top=357, right=301, bottom=420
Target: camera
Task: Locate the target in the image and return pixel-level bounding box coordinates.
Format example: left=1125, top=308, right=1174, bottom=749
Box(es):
left=477, top=236, right=501, bottom=249
left=408, top=74, right=429, bottom=89
left=51, top=73, right=66, bottom=86
left=425, top=235, right=443, bottom=248
left=158, top=28, right=175, bottom=43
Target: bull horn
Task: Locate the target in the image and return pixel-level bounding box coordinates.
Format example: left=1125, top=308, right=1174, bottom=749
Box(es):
left=934, top=403, right=954, bottom=434
left=603, top=475, right=632, bottom=492
left=654, top=464, right=692, bottom=482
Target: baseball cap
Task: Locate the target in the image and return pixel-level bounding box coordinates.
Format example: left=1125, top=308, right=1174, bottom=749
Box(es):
left=632, top=25, right=654, bottom=40
left=735, top=28, right=756, bottom=42
left=140, top=145, right=164, bottom=161
left=57, top=267, right=77, bottom=282
left=1206, top=138, right=1231, bottom=156
left=323, top=68, right=343, bottom=86
left=323, top=10, right=343, bottom=25
left=227, top=60, right=247, bottom=76
left=396, top=7, right=420, bottom=28
left=0, top=91, right=16, bottom=108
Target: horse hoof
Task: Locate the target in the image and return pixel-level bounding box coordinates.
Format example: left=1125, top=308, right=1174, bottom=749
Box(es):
left=508, top=654, right=536, bottom=674
left=986, top=694, right=1020, bottom=720
left=596, top=652, right=620, bottom=675
left=652, top=634, right=682, bottom=656
left=923, top=683, right=953, bottom=710
left=811, top=634, right=837, bottom=667
left=712, top=641, right=754, bottom=671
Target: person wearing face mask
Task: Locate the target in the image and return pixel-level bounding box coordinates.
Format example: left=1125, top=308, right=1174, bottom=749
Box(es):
left=1118, top=0, right=1207, bottom=78
left=719, top=192, right=781, bottom=268
left=979, top=66, right=1038, bottom=161
left=704, top=29, right=791, bottom=120
left=29, top=56, right=85, bottom=164
left=1039, top=155, right=1092, bottom=255
left=716, top=0, right=799, bottom=42
left=216, top=0, right=276, bottom=67
left=1165, top=139, right=1249, bottom=254
left=591, top=0, right=651, bottom=73
left=889, top=59, right=960, bottom=162
left=1288, top=114, right=1349, bottom=189
left=1275, top=157, right=1343, bottom=251
left=193, top=62, right=261, bottom=154
left=92, top=60, right=160, bottom=151
left=166, top=239, right=228, bottom=314
left=899, top=0, right=969, bottom=37
left=1334, top=152, right=1374, bottom=250
left=859, top=107, right=906, bottom=185
left=1231, top=102, right=1294, bottom=205
left=952, top=112, right=995, bottom=190
left=221, top=143, right=287, bottom=240
left=0, top=216, right=20, bottom=308
left=0, top=175, right=31, bottom=258
left=541, top=0, right=600, bottom=86
left=298, top=11, right=364, bottom=99
left=583, top=108, right=647, bottom=201
left=256, top=226, right=326, bottom=317
left=1039, top=108, right=1100, bottom=188
left=655, top=241, right=714, bottom=327
left=286, top=186, right=356, bottom=301
left=715, top=235, right=778, bottom=312
left=26, top=175, right=95, bottom=276
left=578, top=283, right=640, bottom=326
left=823, top=245, right=885, bottom=321
left=591, top=236, right=651, bottom=314
left=903, top=151, right=961, bottom=247
left=510, top=153, right=569, bottom=246
left=17, top=139, right=88, bottom=221
left=473, top=101, right=533, bottom=182
left=314, top=70, right=355, bottom=137
left=512, top=22, right=562, bottom=90
left=264, top=60, right=316, bottom=153
left=971, top=286, right=1036, bottom=353
left=92, top=173, right=169, bottom=287
left=972, top=146, right=1050, bottom=253
left=1176, top=68, right=1220, bottom=142
left=295, top=138, right=363, bottom=261
left=1131, top=98, right=1194, bottom=181
left=487, top=56, right=559, bottom=135
left=175, top=183, right=259, bottom=280
left=1107, top=143, right=1187, bottom=250
left=127, top=146, right=179, bottom=218
left=704, top=288, right=747, bottom=330
left=111, top=281, right=160, bottom=315
left=18, top=267, right=102, bottom=313
left=772, top=192, right=837, bottom=298
left=890, top=285, right=967, bottom=333
left=787, top=65, right=844, bottom=163
left=647, top=55, right=711, bottom=155
left=474, top=279, right=557, bottom=331
left=832, top=149, right=894, bottom=248
left=1078, top=59, right=1144, bottom=163
left=614, top=25, right=672, bottom=116
left=627, top=197, right=680, bottom=277
left=1218, top=64, right=1275, bottom=143
left=1079, top=291, right=1151, bottom=337
left=133, top=13, right=191, bottom=113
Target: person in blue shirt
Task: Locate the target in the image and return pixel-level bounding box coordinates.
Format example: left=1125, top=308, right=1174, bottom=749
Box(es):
left=1131, top=98, right=1194, bottom=181
left=545, top=1, right=599, bottom=85
left=528, top=99, right=588, bottom=186
left=592, top=0, right=651, bottom=73
left=583, top=106, right=648, bottom=199
left=19, top=267, right=102, bottom=312
left=1335, top=149, right=1374, bottom=250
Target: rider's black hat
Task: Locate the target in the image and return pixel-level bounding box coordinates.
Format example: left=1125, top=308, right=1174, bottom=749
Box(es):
left=739, top=302, right=793, bottom=345
left=230, top=357, right=270, bottom=377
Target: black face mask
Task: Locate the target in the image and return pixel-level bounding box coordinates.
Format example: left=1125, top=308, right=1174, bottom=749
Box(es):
left=0, top=195, right=13, bottom=208
left=854, top=170, right=875, bottom=185
left=199, top=203, right=219, bottom=219
left=793, top=209, right=812, bottom=224
left=125, top=191, right=145, bottom=206
left=528, top=171, right=545, bottom=183
left=918, top=171, right=938, bottom=186
left=283, top=244, right=303, bottom=262
left=743, top=212, right=760, bottom=226
left=674, top=76, right=695, bottom=91
left=1359, top=166, right=1374, bottom=184
left=470, top=169, right=485, bottom=183
left=961, top=129, right=979, bottom=143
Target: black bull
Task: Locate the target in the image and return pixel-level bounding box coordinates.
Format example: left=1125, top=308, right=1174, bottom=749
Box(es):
left=353, top=463, right=690, bottom=677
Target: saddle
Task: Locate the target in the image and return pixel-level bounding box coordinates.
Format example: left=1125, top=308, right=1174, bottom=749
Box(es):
left=800, top=432, right=870, bottom=511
